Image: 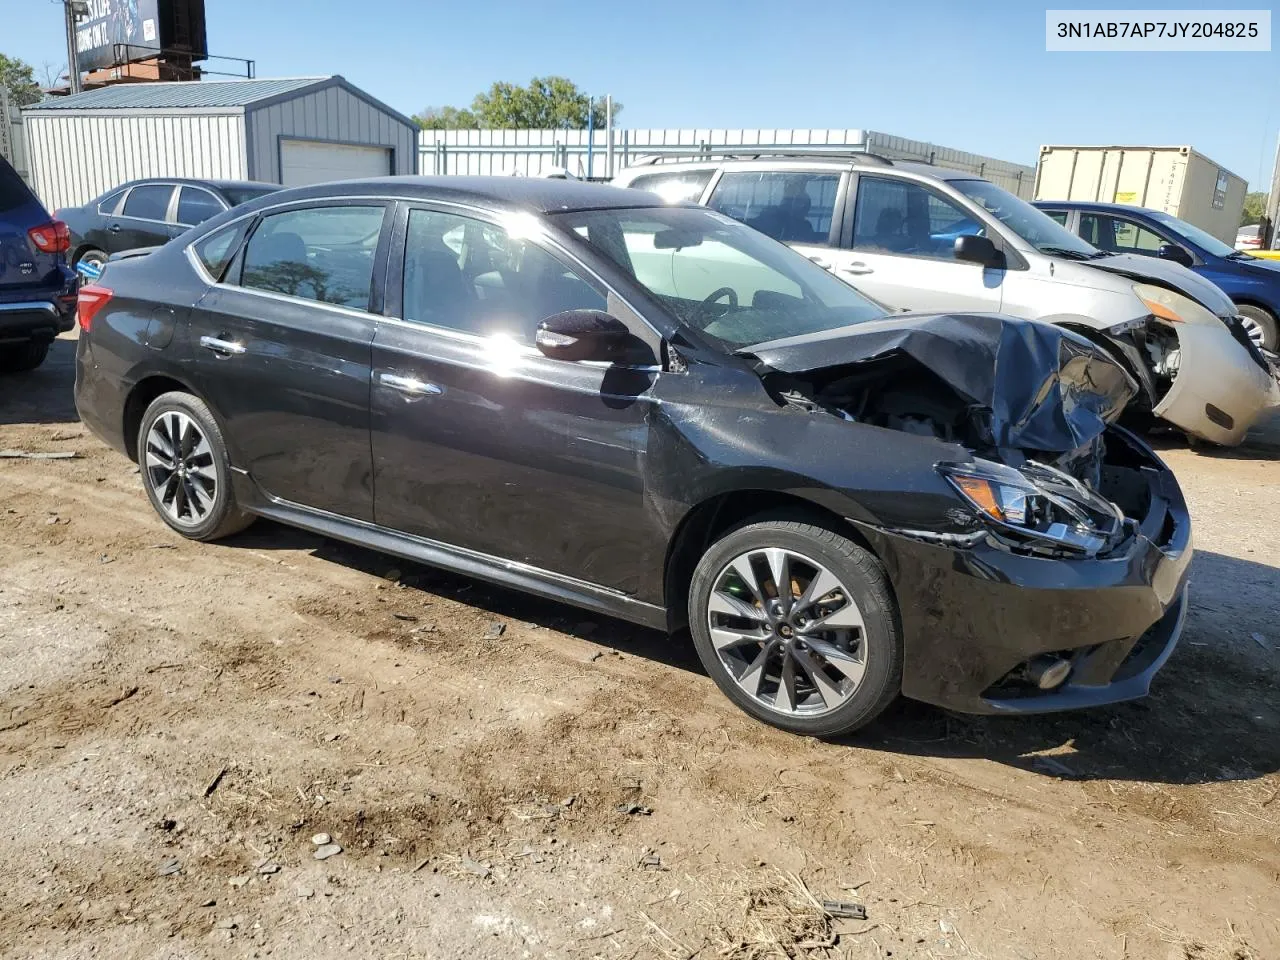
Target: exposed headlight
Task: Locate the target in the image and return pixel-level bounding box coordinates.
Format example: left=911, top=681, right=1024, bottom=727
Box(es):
left=939, top=458, right=1125, bottom=556
left=1133, top=283, right=1221, bottom=327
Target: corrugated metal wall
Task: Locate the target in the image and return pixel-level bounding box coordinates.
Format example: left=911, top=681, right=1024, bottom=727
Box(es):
left=24, top=112, right=247, bottom=210
left=420, top=128, right=1036, bottom=198
left=245, top=86, right=417, bottom=183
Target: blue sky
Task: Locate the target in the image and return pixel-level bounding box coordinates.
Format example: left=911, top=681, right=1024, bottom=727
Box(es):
left=7, top=0, right=1279, bottom=188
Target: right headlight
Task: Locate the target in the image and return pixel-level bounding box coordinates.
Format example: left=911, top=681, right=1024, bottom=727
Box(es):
left=939, top=458, right=1126, bottom=557
left=1132, top=283, right=1221, bottom=327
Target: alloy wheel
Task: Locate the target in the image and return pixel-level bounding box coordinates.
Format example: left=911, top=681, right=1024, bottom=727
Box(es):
left=144, top=411, right=217, bottom=527
left=705, top=547, right=867, bottom=717
left=1239, top=315, right=1267, bottom=349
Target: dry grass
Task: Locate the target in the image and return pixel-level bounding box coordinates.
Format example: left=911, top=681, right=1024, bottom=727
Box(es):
left=683, top=868, right=844, bottom=960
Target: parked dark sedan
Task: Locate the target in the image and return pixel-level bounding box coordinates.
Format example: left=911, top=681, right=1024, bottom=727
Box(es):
left=58, top=178, right=279, bottom=279
left=73, top=177, right=1192, bottom=737
left=0, top=154, right=76, bottom=372
left=1035, top=200, right=1280, bottom=350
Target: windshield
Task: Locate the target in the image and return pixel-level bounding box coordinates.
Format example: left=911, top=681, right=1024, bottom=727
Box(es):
left=1145, top=209, right=1238, bottom=258
left=551, top=206, right=886, bottom=349
left=221, top=185, right=280, bottom=207
left=952, top=179, right=1100, bottom=258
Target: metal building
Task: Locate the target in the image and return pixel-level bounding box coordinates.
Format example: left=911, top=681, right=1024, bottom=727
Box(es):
left=22, top=76, right=418, bottom=210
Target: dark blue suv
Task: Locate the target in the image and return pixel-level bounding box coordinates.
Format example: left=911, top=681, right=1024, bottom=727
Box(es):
left=1034, top=200, right=1280, bottom=351
left=0, top=155, right=77, bottom=372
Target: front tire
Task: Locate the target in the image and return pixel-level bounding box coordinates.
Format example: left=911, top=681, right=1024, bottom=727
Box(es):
left=1236, top=305, right=1277, bottom=352
left=688, top=515, right=902, bottom=738
left=137, top=392, right=253, bottom=541
left=0, top=341, right=50, bottom=373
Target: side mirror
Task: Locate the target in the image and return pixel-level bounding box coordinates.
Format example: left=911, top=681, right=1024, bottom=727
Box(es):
left=535, top=310, right=632, bottom=362
left=1157, top=243, right=1194, bottom=267
left=954, top=234, right=1004, bottom=268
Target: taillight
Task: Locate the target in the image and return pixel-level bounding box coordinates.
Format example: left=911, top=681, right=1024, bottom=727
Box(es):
left=77, top=284, right=113, bottom=332
left=29, top=220, right=71, bottom=254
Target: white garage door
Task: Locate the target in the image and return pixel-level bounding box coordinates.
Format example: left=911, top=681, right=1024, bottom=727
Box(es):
left=279, top=139, right=393, bottom=187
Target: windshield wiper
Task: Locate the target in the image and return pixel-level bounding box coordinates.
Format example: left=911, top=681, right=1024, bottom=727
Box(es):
left=1038, top=246, right=1095, bottom=261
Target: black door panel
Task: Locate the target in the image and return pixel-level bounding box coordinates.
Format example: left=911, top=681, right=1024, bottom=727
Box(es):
left=370, top=323, right=659, bottom=593
left=187, top=288, right=378, bottom=519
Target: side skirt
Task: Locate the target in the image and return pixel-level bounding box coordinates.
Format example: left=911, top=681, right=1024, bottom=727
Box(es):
left=234, top=475, right=668, bottom=631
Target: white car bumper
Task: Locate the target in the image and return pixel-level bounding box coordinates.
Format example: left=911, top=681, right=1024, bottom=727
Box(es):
left=1153, top=322, right=1280, bottom=445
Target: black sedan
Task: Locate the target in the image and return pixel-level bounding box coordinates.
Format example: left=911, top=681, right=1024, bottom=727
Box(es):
left=58, top=178, right=279, bottom=279
left=73, top=177, right=1192, bottom=737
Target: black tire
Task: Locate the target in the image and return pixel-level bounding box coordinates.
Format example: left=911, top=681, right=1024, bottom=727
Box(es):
left=76, top=248, right=108, bottom=278
left=137, top=391, right=254, bottom=541
left=1236, top=305, right=1278, bottom=352
left=688, top=514, right=902, bottom=738
left=0, top=340, right=51, bottom=373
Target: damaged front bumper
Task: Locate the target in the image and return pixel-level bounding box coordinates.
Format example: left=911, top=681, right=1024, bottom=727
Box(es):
left=1152, top=318, right=1280, bottom=445
left=849, top=433, right=1193, bottom=715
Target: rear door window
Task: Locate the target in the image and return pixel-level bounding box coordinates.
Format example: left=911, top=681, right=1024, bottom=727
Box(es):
left=239, top=205, right=386, bottom=310
left=708, top=172, right=841, bottom=244
left=122, top=184, right=175, bottom=222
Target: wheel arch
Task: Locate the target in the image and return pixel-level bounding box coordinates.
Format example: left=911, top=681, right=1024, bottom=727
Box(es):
left=122, top=372, right=209, bottom=461
left=661, top=488, right=886, bottom=634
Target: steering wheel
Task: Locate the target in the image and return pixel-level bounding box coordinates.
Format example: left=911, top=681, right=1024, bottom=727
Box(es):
left=702, top=287, right=739, bottom=310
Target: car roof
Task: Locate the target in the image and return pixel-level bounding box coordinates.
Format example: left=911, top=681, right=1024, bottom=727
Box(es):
left=1032, top=200, right=1159, bottom=215
left=616, top=157, right=983, bottom=184
left=258, top=176, right=671, bottom=214
left=114, top=177, right=279, bottom=191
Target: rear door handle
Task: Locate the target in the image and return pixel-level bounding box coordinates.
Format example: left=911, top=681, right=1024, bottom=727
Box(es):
left=840, top=262, right=874, bottom=276
left=378, top=372, right=443, bottom=398
left=107, top=224, right=122, bottom=233
left=807, top=255, right=831, bottom=269
left=199, top=335, right=246, bottom=356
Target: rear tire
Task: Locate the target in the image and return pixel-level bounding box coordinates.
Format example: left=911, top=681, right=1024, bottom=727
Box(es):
left=688, top=514, right=902, bottom=738
left=1236, top=304, right=1277, bottom=352
left=0, top=340, right=51, bottom=373
left=137, top=391, right=254, bottom=541
left=76, top=248, right=108, bottom=279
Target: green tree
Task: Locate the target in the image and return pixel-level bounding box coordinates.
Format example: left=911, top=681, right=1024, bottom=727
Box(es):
left=414, top=105, right=479, bottom=130
left=1241, top=191, right=1267, bottom=226
left=415, top=78, right=619, bottom=130
left=0, top=53, right=42, bottom=107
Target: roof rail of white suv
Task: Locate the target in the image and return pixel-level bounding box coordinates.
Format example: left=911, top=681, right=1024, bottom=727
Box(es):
left=626, top=147, right=897, bottom=167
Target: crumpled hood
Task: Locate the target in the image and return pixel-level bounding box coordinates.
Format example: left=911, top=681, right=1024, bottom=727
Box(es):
left=741, top=312, right=1138, bottom=454
left=1083, top=252, right=1236, bottom=317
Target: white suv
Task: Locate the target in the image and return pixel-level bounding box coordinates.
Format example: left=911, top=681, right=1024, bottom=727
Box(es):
left=613, top=154, right=1280, bottom=446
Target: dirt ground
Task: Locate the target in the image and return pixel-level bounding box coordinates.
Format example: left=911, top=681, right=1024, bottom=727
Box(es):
left=2, top=333, right=1278, bottom=960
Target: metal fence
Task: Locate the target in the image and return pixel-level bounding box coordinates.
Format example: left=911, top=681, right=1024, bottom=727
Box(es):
left=418, top=128, right=1037, bottom=198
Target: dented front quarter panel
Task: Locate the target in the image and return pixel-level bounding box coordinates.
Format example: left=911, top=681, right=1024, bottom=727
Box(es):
left=644, top=358, right=975, bottom=541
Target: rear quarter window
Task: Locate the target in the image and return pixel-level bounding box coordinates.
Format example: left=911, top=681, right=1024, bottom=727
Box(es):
left=192, top=221, right=250, bottom=282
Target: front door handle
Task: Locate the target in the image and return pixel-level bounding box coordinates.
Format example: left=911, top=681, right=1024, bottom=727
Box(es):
left=840, top=262, right=874, bottom=276
left=108, top=224, right=122, bottom=233
left=199, top=335, right=246, bottom=356
left=378, top=372, right=443, bottom=399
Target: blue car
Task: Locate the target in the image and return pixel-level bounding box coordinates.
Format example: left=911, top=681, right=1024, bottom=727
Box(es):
left=1034, top=200, right=1280, bottom=351
left=0, top=155, right=77, bottom=371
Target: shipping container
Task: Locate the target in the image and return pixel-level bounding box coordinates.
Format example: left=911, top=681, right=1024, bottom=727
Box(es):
left=1034, top=145, right=1247, bottom=245
left=423, top=128, right=1037, bottom=199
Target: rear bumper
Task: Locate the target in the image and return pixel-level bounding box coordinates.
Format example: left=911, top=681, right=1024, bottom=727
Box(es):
left=852, top=438, right=1193, bottom=715
left=0, top=299, right=75, bottom=343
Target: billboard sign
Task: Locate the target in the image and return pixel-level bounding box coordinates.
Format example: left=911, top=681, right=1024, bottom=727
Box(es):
left=74, top=0, right=207, bottom=73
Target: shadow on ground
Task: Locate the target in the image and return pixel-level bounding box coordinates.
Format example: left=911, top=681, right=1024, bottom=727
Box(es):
left=0, top=338, right=79, bottom=426
left=229, top=521, right=1280, bottom=788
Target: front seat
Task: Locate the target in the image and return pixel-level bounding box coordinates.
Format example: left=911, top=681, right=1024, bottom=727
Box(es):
left=404, top=248, right=474, bottom=328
